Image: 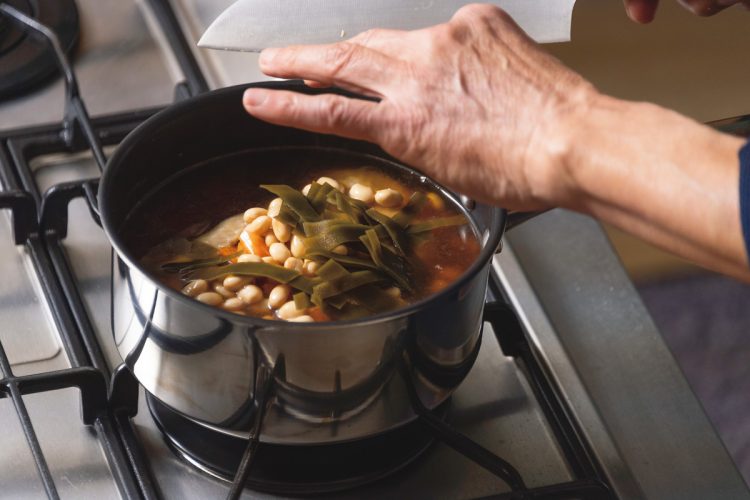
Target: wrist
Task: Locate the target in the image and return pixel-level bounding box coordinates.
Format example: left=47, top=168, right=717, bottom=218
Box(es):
left=524, top=82, right=603, bottom=209
left=551, top=92, right=644, bottom=213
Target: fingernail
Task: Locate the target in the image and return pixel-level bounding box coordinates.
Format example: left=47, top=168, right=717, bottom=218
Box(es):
left=243, top=88, right=268, bottom=107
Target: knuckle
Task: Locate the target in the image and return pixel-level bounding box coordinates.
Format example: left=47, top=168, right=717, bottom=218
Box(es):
left=277, top=93, right=300, bottom=118
left=357, top=28, right=383, bottom=43
left=455, top=3, right=508, bottom=23
left=323, top=42, right=358, bottom=76
left=323, top=96, right=349, bottom=127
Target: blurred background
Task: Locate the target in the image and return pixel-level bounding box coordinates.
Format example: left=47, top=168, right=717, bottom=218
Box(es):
left=545, top=0, right=750, bottom=483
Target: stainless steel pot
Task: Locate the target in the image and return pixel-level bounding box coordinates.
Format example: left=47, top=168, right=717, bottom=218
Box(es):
left=99, top=82, right=510, bottom=445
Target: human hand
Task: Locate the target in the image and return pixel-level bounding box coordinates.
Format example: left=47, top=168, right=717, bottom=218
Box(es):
left=624, top=0, right=750, bottom=23
left=242, top=4, right=594, bottom=211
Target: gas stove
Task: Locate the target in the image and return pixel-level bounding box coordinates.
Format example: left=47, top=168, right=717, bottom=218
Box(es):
left=0, top=1, right=747, bottom=499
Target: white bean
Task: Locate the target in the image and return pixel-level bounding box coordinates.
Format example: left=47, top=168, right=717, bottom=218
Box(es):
left=269, top=242, right=291, bottom=264
left=262, top=256, right=277, bottom=265
left=278, top=300, right=305, bottom=319
left=268, top=197, right=283, bottom=218
left=317, top=176, right=341, bottom=191
left=385, top=287, right=402, bottom=298
left=238, top=284, right=263, bottom=305
left=247, top=298, right=270, bottom=316
left=284, top=257, right=303, bottom=272
left=213, top=284, right=235, bottom=298
left=237, top=253, right=262, bottom=263
left=268, top=284, right=291, bottom=309
left=272, top=218, right=291, bottom=243
left=374, top=188, right=403, bottom=208
left=247, top=215, right=271, bottom=235
left=302, top=184, right=312, bottom=196
left=223, top=275, right=249, bottom=292
left=196, top=292, right=223, bottom=306
left=290, top=234, right=306, bottom=258
left=332, top=244, right=348, bottom=255
left=349, top=183, right=374, bottom=204
left=243, top=207, right=267, bottom=223
left=222, top=297, right=245, bottom=311
left=288, top=315, right=315, bottom=323
left=265, top=233, right=278, bottom=247
left=303, top=260, right=320, bottom=276
left=182, top=279, right=208, bottom=297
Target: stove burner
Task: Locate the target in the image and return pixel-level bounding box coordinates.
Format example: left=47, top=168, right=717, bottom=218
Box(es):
left=0, top=0, right=79, bottom=100
left=148, top=394, right=444, bottom=495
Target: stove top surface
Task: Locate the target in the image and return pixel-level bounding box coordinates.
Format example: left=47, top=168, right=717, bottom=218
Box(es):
left=0, top=1, right=747, bottom=499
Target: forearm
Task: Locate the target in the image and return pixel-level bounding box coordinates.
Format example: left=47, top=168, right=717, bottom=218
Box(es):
left=558, top=94, right=748, bottom=279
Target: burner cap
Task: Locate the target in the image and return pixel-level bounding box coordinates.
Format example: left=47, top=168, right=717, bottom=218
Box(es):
left=148, top=394, right=445, bottom=495
left=0, top=0, right=79, bottom=100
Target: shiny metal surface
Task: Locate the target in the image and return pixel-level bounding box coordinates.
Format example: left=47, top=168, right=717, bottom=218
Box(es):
left=197, top=0, right=576, bottom=52
left=170, top=0, right=265, bottom=88
left=99, top=82, right=500, bottom=443
left=131, top=322, right=575, bottom=499
left=497, top=210, right=750, bottom=500
left=0, top=216, right=61, bottom=372
left=0, top=196, right=120, bottom=499
left=2, top=0, right=748, bottom=497
left=113, top=258, right=487, bottom=443
left=0, top=0, right=175, bottom=132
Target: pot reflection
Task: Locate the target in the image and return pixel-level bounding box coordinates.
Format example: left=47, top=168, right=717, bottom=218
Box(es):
left=112, top=253, right=490, bottom=444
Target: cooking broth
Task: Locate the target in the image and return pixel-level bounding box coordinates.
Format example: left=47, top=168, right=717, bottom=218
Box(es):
left=122, top=148, right=480, bottom=322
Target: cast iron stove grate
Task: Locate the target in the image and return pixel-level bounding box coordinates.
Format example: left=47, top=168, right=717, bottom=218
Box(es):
left=0, top=2, right=613, bottom=498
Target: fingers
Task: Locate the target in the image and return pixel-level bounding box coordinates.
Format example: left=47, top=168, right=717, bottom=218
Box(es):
left=623, top=0, right=660, bottom=23
left=677, top=0, right=733, bottom=16
left=258, top=41, right=402, bottom=95
left=243, top=88, right=381, bottom=142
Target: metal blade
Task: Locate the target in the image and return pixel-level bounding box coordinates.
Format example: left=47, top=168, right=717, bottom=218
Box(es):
left=198, top=0, right=577, bottom=52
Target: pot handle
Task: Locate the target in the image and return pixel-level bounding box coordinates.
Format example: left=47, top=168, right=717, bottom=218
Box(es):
left=459, top=196, right=549, bottom=232
left=40, top=178, right=102, bottom=239
left=493, top=210, right=549, bottom=254
left=505, top=209, right=549, bottom=231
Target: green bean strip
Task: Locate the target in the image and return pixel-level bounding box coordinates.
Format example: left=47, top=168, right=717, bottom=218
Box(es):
left=392, top=192, right=427, bottom=227
left=332, top=190, right=365, bottom=224
left=310, top=182, right=334, bottom=213
left=366, top=208, right=410, bottom=255
left=316, top=259, right=350, bottom=281
left=302, top=219, right=368, bottom=237
left=407, top=215, right=468, bottom=234
left=293, top=292, right=311, bottom=310
left=276, top=204, right=300, bottom=228
left=305, top=249, right=379, bottom=270
left=304, top=224, right=370, bottom=251
left=162, top=252, right=241, bottom=273
left=360, top=229, right=412, bottom=291
left=289, top=275, right=322, bottom=294
left=184, top=262, right=299, bottom=282
left=305, top=182, right=322, bottom=204
left=326, top=294, right=352, bottom=310
left=311, top=271, right=385, bottom=304
left=261, top=184, right=320, bottom=221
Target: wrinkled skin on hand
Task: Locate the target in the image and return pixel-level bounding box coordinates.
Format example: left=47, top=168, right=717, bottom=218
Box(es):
left=624, top=0, right=750, bottom=23
left=243, top=4, right=593, bottom=211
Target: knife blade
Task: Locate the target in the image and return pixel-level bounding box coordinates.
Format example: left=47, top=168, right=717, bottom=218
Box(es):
left=198, top=0, right=577, bottom=53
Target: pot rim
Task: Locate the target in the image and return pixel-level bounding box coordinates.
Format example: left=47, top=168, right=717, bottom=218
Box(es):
left=99, top=81, right=506, bottom=330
